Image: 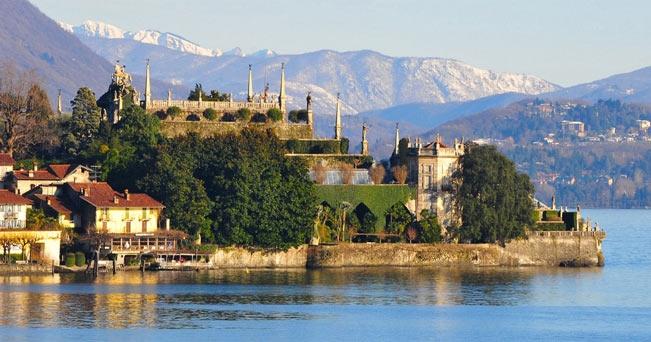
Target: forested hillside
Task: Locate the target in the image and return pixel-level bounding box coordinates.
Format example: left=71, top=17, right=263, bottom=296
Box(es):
left=435, top=99, right=651, bottom=208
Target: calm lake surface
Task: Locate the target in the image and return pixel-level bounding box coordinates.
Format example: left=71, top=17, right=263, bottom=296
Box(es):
left=0, top=209, right=649, bottom=341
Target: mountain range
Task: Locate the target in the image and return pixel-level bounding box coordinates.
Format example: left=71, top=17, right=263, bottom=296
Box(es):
left=0, top=0, right=182, bottom=111
left=59, top=20, right=559, bottom=116
left=8, top=1, right=651, bottom=161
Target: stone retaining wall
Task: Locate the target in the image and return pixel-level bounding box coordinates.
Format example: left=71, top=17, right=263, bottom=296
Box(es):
left=209, top=232, right=605, bottom=269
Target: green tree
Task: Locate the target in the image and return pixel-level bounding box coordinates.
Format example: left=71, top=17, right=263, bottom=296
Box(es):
left=62, top=88, right=101, bottom=158
left=417, top=210, right=441, bottom=243
left=203, top=108, right=218, bottom=121
left=237, top=108, right=251, bottom=121
left=144, top=128, right=317, bottom=248
left=453, top=144, right=535, bottom=244
left=166, top=106, right=182, bottom=118
left=139, top=151, right=213, bottom=239
left=266, top=108, right=283, bottom=122
left=385, top=203, right=414, bottom=236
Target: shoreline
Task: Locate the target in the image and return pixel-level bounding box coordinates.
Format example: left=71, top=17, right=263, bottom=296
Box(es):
left=0, top=231, right=605, bottom=275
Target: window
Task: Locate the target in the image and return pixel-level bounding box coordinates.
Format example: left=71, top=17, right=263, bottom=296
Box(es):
left=423, top=176, right=431, bottom=189
left=142, top=220, right=147, bottom=233
left=125, top=208, right=130, bottom=220
left=125, top=221, right=131, bottom=233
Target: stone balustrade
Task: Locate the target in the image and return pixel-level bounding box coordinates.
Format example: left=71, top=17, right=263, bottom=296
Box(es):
left=149, top=99, right=281, bottom=112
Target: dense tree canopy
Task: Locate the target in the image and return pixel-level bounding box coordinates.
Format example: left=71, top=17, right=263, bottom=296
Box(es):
left=453, top=144, right=534, bottom=244
left=141, top=128, right=317, bottom=248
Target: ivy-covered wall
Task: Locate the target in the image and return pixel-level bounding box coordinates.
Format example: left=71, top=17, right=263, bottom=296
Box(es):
left=160, top=121, right=312, bottom=139
left=316, top=185, right=416, bottom=229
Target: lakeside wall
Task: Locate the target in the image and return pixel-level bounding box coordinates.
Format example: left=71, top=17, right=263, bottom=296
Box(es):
left=207, top=231, right=605, bottom=269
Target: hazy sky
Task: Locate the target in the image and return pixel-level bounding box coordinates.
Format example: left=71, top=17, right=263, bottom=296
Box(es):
left=30, top=0, right=651, bottom=86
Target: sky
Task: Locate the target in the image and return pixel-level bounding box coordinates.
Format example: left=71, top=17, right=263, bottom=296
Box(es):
left=30, top=0, right=651, bottom=86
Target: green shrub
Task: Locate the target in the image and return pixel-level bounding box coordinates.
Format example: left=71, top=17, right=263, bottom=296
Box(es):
left=65, top=253, right=75, bottom=267
left=542, top=210, right=562, bottom=221
left=267, top=108, right=283, bottom=122
left=203, top=108, right=218, bottom=121
left=166, top=106, right=183, bottom=118
left=340, top=138, right=350, bottom=154
left=237, top=108, right=252, bottom=121
left=222, top=112, right=237, bottom=122
left=283, top=139, right=343, bottom=154
left=186, top=113, right=201, bottom=121
left=251, top=112, right=267, bottom=123
left=288, top=109, right=309, bottom=123
left=154, top=110, right=168, bottom=120
left=75, top=252, right=86, bottom=267
left=535, top=222, right=567, bottom=231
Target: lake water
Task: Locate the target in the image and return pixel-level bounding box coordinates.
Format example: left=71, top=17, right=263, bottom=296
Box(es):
left=0, top=209, right=649, bottom=341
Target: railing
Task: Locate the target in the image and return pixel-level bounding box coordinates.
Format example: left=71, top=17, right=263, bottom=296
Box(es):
left=149, top=100, right=280, bottom=112
left=528, top=230, right=606, bottom=238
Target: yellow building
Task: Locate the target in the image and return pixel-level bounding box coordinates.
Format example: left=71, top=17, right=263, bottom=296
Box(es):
left=60, top=182, right=164, bottom=234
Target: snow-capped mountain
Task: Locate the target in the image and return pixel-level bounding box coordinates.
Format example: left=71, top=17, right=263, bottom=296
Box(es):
left=59, top=20, right=223, bottom=57
left=63, top=20, right=560, bottom=116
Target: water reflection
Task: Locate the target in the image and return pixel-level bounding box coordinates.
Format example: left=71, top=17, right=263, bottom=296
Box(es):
left=0, top=266, right=604, bottom=329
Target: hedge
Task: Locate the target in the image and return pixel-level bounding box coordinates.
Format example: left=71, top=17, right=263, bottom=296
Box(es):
left=285, top=139, right=347, bottom=154
left=534, top=222, right=568, bottom=231
left=316, top=184, right=416, bottom=229
left=288, top=109, right=309, bottom=123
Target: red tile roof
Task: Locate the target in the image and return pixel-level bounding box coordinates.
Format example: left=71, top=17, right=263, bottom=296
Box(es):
left=0, top=154, right=14, bottom=166
left=48, top=164, right=75, bottom=179
left=13, top=164, right=83, bottom=181
left=13, top=169, right=60, bottom=181
left=34, top=194, right=72, bottom=215
left=68, top=182, right=164, bottom=208
left=0, top=190, right=32, bottom=205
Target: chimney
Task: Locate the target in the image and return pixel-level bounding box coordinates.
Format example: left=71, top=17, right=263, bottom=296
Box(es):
left=124, top=189, right=130, bottom=201
left=113, top=195, right=119, bottom=204
left=46, top=197, right=51, bottom=205
left=28, top=170, right=34, bottom=178
left=33, top=163, right=38, bottom=171
left=165, top=218, right=170, bottom=231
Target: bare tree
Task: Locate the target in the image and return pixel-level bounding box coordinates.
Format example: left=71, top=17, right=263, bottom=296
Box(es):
left=0, top=64, right=54, bottom=157
left=392, top=165, right=408, bottom=184
left=341, top=163, right=354, bottom=185
left=406, top=226, right=417, bottom=243
left=369, top=165, right=385, bottom=184
left=313, top=163, right=327, bottom=185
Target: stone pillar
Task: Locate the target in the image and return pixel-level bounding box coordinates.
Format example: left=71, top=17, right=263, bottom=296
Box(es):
left=394, top=122, right=400, bottom=155
left=279, top=62, right=287, bottom=113
left=144, top=59, right=152, bottom=109
left=57, top=89, right=63, bottom=115
left=247, top=64, right=254, bottom=103
left=334, top=93, right=342, bottom=140
left=361, top=124, right=369, bottom=155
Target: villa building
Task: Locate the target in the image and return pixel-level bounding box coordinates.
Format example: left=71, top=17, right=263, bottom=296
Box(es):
left=0, top=189, right=61, bottom=265
left=6, top=164, right=92, bottom=196
left=403, top=135, right=465, bottom=228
